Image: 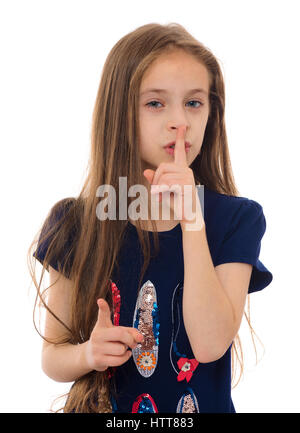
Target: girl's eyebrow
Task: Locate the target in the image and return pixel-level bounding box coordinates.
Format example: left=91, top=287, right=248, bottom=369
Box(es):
left=140, top=88, right=208, bottom=97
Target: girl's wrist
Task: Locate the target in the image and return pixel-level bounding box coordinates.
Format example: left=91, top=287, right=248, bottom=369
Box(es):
left=78, top=340, right=95, bottom=374
left=180, top=207, right=205, bottom=232
left=81, top=339, right=108, bottom=373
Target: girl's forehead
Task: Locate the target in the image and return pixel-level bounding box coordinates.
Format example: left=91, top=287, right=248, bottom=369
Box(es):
left=146, top=51, right=204, bottom=73
left=141, top=48, right=209, bottom=77
left=140, top=59, right=210, bottom=96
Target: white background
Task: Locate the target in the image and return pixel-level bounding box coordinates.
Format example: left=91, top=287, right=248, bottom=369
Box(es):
left=1, top=0, right=299, bottom=413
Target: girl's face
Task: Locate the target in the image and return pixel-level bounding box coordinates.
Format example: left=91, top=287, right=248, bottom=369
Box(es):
left=138, top=50, right=210, bottom=172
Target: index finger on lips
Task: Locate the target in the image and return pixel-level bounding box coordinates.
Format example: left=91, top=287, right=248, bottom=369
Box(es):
left=174, top=125, right=187, bottom=167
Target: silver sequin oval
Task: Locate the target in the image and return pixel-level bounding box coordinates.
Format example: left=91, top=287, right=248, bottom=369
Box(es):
left=132, top=280, right=159, bottom=378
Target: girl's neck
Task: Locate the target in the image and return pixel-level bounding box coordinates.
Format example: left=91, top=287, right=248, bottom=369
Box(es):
left=129, top=217, right=180, bottom=232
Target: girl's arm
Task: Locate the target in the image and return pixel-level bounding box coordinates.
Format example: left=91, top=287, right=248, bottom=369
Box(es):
left=181, top=214, right=251, bottom=363
left=145, top=126, right=251, bottom=363
left=42, top=340, right=92, bottom=383
left=41, top=266, right=94, bottom=382
left=41, top=267, right=143, bottom=383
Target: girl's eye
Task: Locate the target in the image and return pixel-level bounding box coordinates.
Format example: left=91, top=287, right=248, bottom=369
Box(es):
left=187, top=100, right=203, bottom=108
left=145, top=100, right=203, bottom=109
left=146, top=101, right=163, bottom=109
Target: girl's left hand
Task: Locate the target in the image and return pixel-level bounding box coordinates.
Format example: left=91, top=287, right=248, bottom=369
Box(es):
left=143, top=125, right=203, bottom=228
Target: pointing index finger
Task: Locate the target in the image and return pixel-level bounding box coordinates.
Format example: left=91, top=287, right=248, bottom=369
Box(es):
left=174, top=125, right=187, bottom=166
left=96, top=298, right=114, bottom=328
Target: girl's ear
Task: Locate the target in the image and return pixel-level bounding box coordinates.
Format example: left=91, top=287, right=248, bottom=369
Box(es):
left=143, top=169, right=155, bottom=185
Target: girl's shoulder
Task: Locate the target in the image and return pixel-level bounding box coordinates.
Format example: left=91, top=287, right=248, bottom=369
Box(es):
left=203, top=184, right=263, bottom=214
left=203, top=186, right=273, bottom=294
left=48, top=196, right=78, bottom=220
left=202, top=184, right=265, bottom=234
left=33, top=196, right=81, bottom=276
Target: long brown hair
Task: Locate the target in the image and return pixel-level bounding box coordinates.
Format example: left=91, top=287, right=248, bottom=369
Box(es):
left=28, top=22, right=262, bottom=413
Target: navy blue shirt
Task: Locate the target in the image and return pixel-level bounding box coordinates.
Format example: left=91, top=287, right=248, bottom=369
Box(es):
left=33, top=185, right=273, bottom=413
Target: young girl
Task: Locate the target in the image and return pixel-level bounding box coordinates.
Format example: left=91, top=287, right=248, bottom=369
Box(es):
left=29, top=22, right=273, bottom=413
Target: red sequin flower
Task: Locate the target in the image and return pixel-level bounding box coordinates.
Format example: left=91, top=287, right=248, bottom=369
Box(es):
left=177, top=357, right=199, bottom=382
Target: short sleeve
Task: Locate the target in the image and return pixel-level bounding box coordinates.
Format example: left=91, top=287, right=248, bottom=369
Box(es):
left=33, top=198, right=76, bottom=277
left=214, top=199, right=273, bottom=294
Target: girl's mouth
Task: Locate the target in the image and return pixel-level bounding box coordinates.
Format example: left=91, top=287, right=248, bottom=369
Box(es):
left=164, top=145, right=191, bottom=155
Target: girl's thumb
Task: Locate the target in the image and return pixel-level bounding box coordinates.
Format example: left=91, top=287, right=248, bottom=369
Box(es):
left=143, top=169, right=155, bottom=186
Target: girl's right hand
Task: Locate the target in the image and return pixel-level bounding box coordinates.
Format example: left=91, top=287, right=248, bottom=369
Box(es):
left=84, top=298, right=144, bottom=372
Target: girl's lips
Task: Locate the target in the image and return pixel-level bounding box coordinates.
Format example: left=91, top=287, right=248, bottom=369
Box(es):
left=164, top=141, right=191, bottom=148
left=164, top=145, right=191, bottom=155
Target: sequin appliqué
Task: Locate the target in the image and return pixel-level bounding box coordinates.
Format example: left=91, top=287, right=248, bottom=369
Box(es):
left=107, top=280, right=121, bottom=381
left=176, top=387, right=200, bottom=413
left=132, top=393, right=158, bottom=413
left=132, top=280, right=159, bottom=377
